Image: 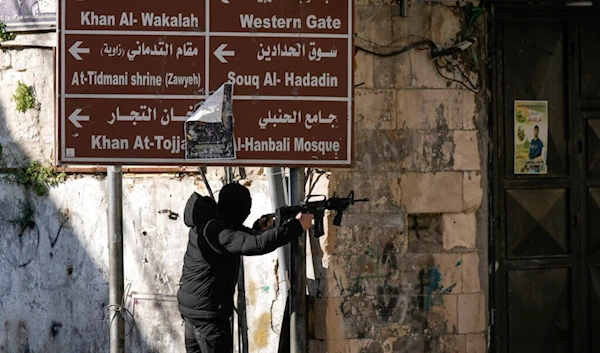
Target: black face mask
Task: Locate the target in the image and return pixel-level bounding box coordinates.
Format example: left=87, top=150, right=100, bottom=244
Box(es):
left=218, top=183, right=252, bottom=226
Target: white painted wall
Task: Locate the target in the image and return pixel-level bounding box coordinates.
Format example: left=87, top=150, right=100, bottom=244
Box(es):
left=0, top=46, right=286, bottom=353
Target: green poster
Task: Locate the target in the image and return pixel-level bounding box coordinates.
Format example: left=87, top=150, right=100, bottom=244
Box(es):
left=514, top=100, right=548, bottom=175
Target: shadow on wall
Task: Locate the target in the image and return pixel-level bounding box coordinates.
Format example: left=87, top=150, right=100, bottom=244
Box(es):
left=120, top=177, right=198, bottom=353
left=0, top=47, right=186, bottom=352
left=0, top=79, right=110, bottom=350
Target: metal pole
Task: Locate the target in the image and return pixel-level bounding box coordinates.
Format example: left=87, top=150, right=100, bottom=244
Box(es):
left=108, top=165, right=125, bottom=353
left=225, top=166, right=233, bottom=184
left=267, top=167, right=290, bottom=301
left=199, top=167, right=215, bottom=200
left=289, top=168, right=306, bottom=353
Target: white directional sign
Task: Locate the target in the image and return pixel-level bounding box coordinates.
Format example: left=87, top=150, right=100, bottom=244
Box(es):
left=68, top=41, right=90, bottom=61
left=214, top=44, right=235, bottom=63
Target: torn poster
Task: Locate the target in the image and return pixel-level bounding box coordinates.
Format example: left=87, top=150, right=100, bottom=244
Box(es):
left=184, top=83, right=236, bottom=160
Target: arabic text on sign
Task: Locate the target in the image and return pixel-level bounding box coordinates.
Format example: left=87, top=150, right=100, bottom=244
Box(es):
left=258, top=109, right=338, bottom=129
left=256, top=42, right=338, bottom=62
left=100, top=41, right=199, bottom=61
left=108, top=104, right=203, bottom=126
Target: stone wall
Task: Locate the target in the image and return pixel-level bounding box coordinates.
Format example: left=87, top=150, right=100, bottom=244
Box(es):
left=308, top=1, right=488, bottom=352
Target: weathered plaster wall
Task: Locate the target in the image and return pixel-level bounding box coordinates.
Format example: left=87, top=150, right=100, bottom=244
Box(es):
left=0, top=173, right=284, bottom=353
left=308, top=1, right=488, bottom=352
left=0, top=46, right=286, bottom=352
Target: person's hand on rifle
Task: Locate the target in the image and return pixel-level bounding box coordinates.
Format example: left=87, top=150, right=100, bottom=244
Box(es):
left=256, top=214, right=275, bottom=231
left=296, top=212, right=314, bottom=230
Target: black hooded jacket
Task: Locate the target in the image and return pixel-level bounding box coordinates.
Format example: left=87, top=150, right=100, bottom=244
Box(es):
left=177, top=192, right=303, bottom=320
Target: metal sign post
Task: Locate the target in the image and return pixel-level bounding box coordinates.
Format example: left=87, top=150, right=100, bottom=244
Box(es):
left=289, top=168, right=306, bottom=353
left=107, top=165, right=124, bottom=353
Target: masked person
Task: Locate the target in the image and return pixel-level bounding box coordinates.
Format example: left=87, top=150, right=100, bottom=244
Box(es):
left=177, top=182, right=313, bottom=353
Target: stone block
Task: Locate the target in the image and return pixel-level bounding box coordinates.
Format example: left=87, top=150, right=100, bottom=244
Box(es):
left=355, top=89, right=396, bottom=130
left=463, top=171, right=483, bottom=212
left=339, top=296, right=376, bottom=338
left=366, top=293, right=458, bottom=336
left=464, top=98, right=478, bottom=130
left=398, top=89, right=470, bottom=131
left=443, top=213, right=477, bottom=250
left=308, top=339, right=377, bottom=353
left=453, top=131, right=481, bottom=171
left=330, top=213, right=406, bottom=256
left=11, top=48, right=47, bottom=71
left=345, top=254, right=381, bottom=280
left=433, top=253, right=463, bottom=294
left=407, top=4, right=434, bottom=42
left=338, top=254, right=435, bottom=297
left=354, top=129, right=404, bottom=171
left=314, top=297, right=346, bottom=340
left=403, top=0, right=464, bottom=45
left=0, top=50, right=10, bottom=69
left=466, top=333, right=487, bottom=353
left=355, top=6, right=392, bottom=47
left=458, top=293, right=486, bottom=334
left=428, top=294, right=458, bottom=335
left=329, top=171, right=401, bottom=213
left=430, top=6, right=463, bottom=46
left=342, top=271, right=406, bottom=298
left=373, top=52, right=411, bottom=89
left=391, top=16, right=411, bottom=44
left=400, top=129, right=454, bottom=172
left=407, top=213, right=443, bottom=253
left=409, top=46, right=479, bottom=92
left=369, top=0, right=390, bottom=5
left=461, top=252, right=481, bottom=293
left=309, top=253, right=353, bottom=297
left=401, top=172, right=463, bottom=213
left=0, top=48, right=55, bottom=163
left=410, top=49, right=453, bottom=89
left=388, top=336, right=428, bottom=352
left=354, top=50, right=374, bottom=88
left=440, top=334, right=467, bottom=353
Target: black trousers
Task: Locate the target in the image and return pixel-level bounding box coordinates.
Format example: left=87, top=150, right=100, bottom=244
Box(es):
left=184, top=316, right=233, bottom=353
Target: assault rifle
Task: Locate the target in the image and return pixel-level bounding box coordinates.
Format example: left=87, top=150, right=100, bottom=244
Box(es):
left=275, top=191, right=368, bottom=237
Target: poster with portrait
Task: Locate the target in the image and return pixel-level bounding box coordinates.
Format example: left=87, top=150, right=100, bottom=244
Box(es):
left=0, top=0, right=56, bottom=31
left=184, top=83, right=236, bottom=160
left=514, top=100, right=548, bottom=175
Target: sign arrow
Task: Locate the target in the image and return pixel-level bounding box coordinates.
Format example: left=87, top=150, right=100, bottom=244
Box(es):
left=69, top=41, right=90, bottom=61
left=213, top=44, right=235, bottom=63
left=68, top=109, right=90, bottom=128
